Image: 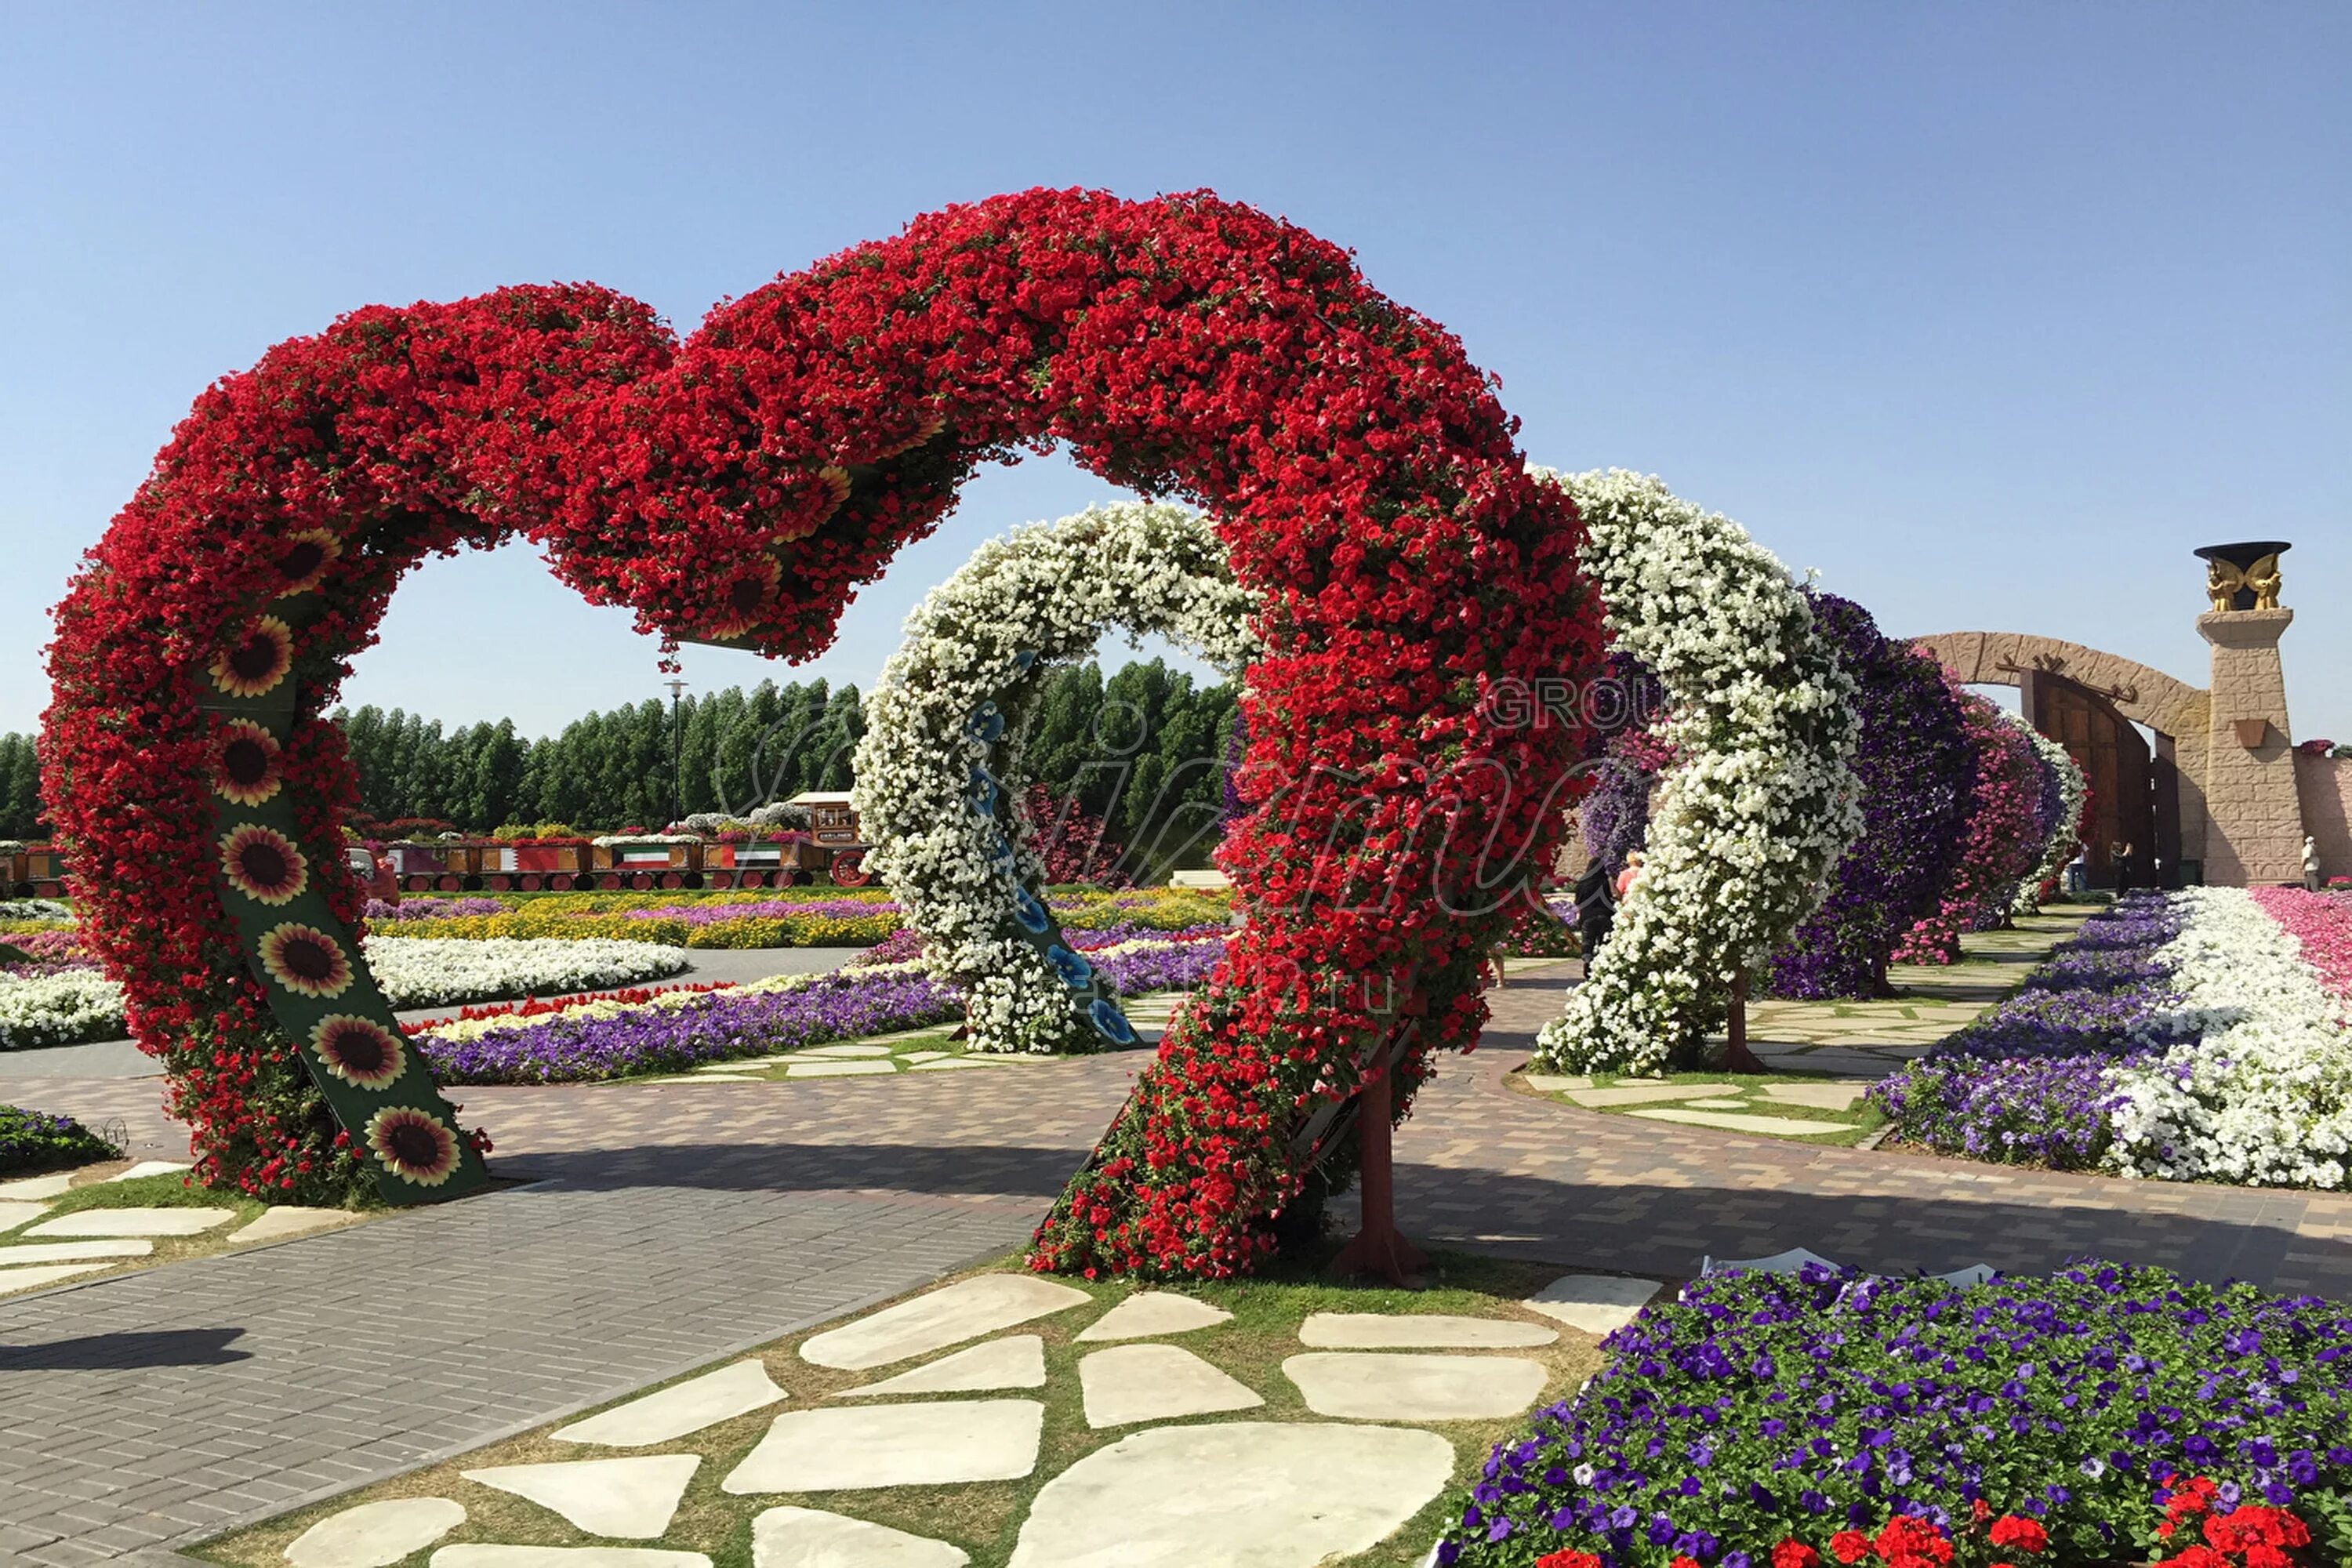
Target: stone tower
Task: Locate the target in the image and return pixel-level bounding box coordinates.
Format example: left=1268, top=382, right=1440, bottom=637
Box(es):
left=2195, top=541, right=2303, bottom=884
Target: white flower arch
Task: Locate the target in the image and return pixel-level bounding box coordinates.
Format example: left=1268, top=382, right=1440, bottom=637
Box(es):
left=852, top=503, right=1258, bottom=1054
left=2009, top=716, right=2089, bottom=916
left=1534, top=468, right=1864, bottom=1075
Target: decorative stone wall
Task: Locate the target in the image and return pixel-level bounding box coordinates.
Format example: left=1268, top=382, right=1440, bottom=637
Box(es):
left=2298, top=753, right=2352, bottom=884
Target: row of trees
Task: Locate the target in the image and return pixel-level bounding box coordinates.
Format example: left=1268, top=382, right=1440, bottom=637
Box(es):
left=0, top=661, right=1241, bottom=863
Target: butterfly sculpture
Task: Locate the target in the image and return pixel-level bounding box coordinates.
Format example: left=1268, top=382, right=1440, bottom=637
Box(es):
left=2206, top=552, right=2282, bottom=612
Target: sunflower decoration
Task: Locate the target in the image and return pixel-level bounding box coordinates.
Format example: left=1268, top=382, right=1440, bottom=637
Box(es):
left=208, top=615, right=296, bottom=699
left=706, top=555, right=784, bottom=640
left=257, top=922, right=353, bottom=999
left=272, top=528, right=343, bottom=597
left=772, top=464, right=853, bottom=545
left=209, top=718, right=284, bottom=806
left=310, top=1014, right=405, bottom=1091
left=363, top=1105, right=460, bottom=1186
left=870, top=409, right=947, bottom=461
left=217, top=823, right=308, bottom=905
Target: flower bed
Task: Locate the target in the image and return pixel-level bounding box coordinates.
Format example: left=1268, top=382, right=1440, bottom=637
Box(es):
left=1870, top=896, right=2183, bottom=1169
left=359, top=887, right=1228, bottom=953
left=0, top=970, right=125, bottom=1050
left=413, top=966, right=961, bottom=1084
left=0, top=1104, right=123, bottom=1173
left=0, top=936, right=691, bottom=1051
left=1436, top=1261, right=2352, bottom=1568
left=1875, top=889, right=2352, bottom=1189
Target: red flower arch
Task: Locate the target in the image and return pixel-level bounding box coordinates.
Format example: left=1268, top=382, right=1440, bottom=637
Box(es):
left=43, top=187, right=1602, bottom=1268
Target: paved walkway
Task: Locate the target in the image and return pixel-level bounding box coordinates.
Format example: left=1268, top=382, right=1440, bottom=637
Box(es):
left=7, top=959, right=2352, bottom=1563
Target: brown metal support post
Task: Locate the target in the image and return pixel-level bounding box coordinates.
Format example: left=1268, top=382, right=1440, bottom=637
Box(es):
left=1724, top=969, right=1766, bottom=1074
left=1329, top=1049, right=1429, bottom=1286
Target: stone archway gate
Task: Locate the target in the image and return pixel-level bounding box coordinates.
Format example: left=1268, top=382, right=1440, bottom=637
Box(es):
left=1917, top=613, right=2308, bottom=887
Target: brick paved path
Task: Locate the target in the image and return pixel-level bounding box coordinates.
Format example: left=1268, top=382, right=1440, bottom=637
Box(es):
left=7, top=962, right=2352, bottom=1563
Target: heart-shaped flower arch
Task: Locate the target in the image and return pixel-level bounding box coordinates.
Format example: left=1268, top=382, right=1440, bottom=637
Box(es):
left=43, top=187, right=1600, bottom=1266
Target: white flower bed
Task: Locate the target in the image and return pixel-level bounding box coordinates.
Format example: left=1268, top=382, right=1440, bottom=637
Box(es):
left=364, top=937, right=689, bottom=1007
left=854, top=503, right=1257, bottom=1053
left=0, top=936, right=690, bottom=1050
left=2107, top=887, right=2352, bottom=1189
left=0, top=970, right=121, bottom=1050
left=2009, top=717, right=2089, bottom=916
left=0, top=899, right=74, bottom=922
left=1533, top=469, right=1864, bottom=1075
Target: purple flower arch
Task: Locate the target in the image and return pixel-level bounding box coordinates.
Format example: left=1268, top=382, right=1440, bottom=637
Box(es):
left=1766, top=593, right=1976, bottom=998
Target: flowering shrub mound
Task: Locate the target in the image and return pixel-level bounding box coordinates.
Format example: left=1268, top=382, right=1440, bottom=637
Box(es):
left=1894, top=688, right=2046, bottom=965
left=1768, top=595, right=1975, bottom=1000
left=1436, top=1261, right=2352, bottom=1568
left=0, top=1103, right=123, bottom=1173
left=855, top=502, right=1254, bottom=1054
left=43, top=188, right=1599, bottom=1229
left=1534, top=470, right=1861, bottom=1076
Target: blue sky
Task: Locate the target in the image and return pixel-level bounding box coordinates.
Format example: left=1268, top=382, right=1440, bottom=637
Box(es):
left=2, top=2, right=2343, bottom=742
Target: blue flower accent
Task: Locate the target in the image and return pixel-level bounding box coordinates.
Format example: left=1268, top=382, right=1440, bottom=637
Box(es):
left=966, top=701, right=1007, bottom=743
left=985, top=830, right=1017, bottom=875
left=1045, top=945, right=1093, bottom=988
left=967, top=763, right=1000, bottom=815
left=1088, top=998, right=1137, bottom=1045
left=1011, top=886, right=1050, bottom=935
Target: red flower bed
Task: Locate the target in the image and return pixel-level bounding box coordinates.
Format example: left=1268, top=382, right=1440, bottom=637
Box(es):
left=43, top=188, right=1602, bottom=1258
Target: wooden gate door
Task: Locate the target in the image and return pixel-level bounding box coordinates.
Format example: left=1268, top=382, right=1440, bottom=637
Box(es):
left=2019, top=670, right=2163, bottom=888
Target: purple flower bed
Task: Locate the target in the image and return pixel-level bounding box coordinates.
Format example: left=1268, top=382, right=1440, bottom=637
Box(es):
left=1867, top=895, right=2182, bottom=1167
left=1090, top=936, right=1225, bottom=994
left=364, top=897, right=506, bottom=920
left=416, top=972, right=961, bottom=1084
left=1769, top=593, right=1976, bottom=999
left=1436, top=1260, right=2352, bottom=1568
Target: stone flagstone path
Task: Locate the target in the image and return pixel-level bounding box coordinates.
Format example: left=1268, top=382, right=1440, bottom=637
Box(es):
left=259, top=1267, right=1601, bottom=1567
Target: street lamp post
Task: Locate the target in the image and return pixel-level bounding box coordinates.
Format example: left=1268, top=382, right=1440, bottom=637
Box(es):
left=664, top=678, right=688, bottom=826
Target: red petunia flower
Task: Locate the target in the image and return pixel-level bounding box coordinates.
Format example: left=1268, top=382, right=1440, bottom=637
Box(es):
left=310, top=1014, right=405, bottom=1091
left=210, top=719, right=285, bottom=806
left=258, top=923, right=352, bottom=999
left=272, top=528, right=342, bottom=596
left=209, top=615, right=294, bottom=698
left=218, top=823, right=308, bottom=905
left=1773, top=1543, right=1823, bottom=1568
left=364, top=1106, right=459, bottom=1185
left=1534, top=1553, right=1602, bottom=1568
left=1829, top=1531, right=1872, bottom=1566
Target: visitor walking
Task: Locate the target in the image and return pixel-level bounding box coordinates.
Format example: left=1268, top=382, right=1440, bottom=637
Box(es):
left=2307, top=834, right=2325, bottom=892
left=2065, top=840, right=2089, bottom=896
left=2111, top=840, right=2136, bottom=895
